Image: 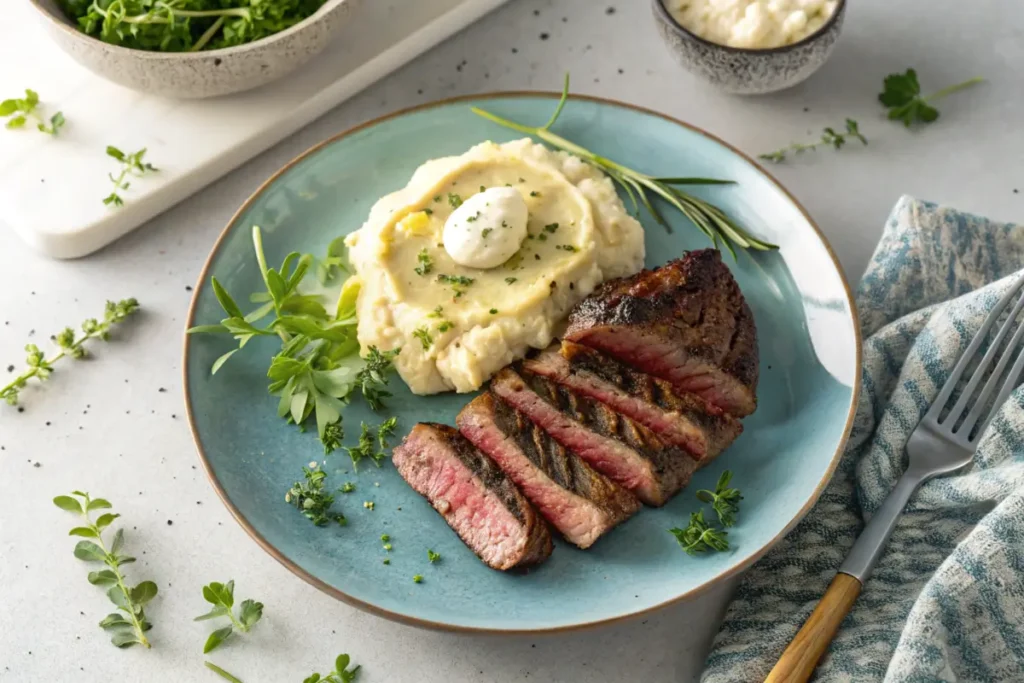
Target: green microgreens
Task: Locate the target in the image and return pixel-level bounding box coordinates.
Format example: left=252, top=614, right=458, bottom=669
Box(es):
left=879, top=69, right=984, bottom=127
left=285, top=462, right=346, bottom=527
left=104, top=146, right=158, bottom=207
left=53, top=492, right=157, bottom=648
left=427, top=549, right=441, bottom=564
left=60, top=0, right=326, bottom=52
left=302, top=653, right=361, bottom=683
left=415, top=248, right=433, bottom=276
left=759, top=119, right=868, bottom=163
left=2, top=298, right=140, bottom=407
left=1, top=89, right=64, bottom=135
left=187, top=226, right=399, bottom=453
left=194, top=580, right=264, bottom=654
left=471, top=74, right=775, bottom=256
left=695, top=470, right=743, bottom=527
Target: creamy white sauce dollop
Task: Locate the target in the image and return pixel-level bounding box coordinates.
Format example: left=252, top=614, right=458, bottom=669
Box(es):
left=443, top=186, right=529, bottom=269
left=666, top=0, right=838, bottom=49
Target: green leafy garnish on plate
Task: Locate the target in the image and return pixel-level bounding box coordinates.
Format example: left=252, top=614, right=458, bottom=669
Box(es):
left=53, top=492, right=157, bottom=648
left=879, top=69, right=983, bottom=127
left=194, top=580, right=263, bottom=653
left=695, top=470, right=743, bottom=527
left=471, top=74, right=776, bottom=256
left=286, top=462, right=346, bottom=527
left=669, top=510, right=729, bottom=555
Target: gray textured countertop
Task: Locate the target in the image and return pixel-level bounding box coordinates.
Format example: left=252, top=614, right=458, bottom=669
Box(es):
left=1, top=0, right=1020, bottom=681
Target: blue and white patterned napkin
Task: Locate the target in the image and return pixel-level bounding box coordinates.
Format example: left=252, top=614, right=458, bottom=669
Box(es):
left=702, top=196, right=1024, bottom=683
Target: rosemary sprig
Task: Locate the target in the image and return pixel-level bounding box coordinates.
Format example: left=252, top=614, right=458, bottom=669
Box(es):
left=760, top=119, right=867, bottom=163
left=53, top=492, right=157, bottom=648
left=1, top=298, right=140, bottom=406
left=471, top=74, right=776, bottom=256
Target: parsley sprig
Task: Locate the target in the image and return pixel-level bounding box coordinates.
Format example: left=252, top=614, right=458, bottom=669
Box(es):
left=104, top=146, right=158, bottom=207
left=760, top=119, right=867, bottom=163
left=188, top=227, right=398, bottom=452
left=879, top=69, right=984, bottom=127
left=1, top=89, right=64, bottom=135
left=194, top=580, right=263, bottom=653
left=303, top=653, right=361, bottom=683
left=2, top=298, right=140, bottom=407
left=286, top=462, right=347, bottom=527
left=472, top=74, right=775, bottom=256
left=53, top=492, right=157, bottom=648
left=669, top=470, right=742, bottom=555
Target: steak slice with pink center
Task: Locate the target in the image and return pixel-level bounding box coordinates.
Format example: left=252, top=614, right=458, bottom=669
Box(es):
left=393, top=423, right=552, bottom=570
left=523, top=342, right=742, bottom=464
left=564, top=249, right=758, bottom=417
left=489, top=367, right=697, bottom=506
left=458, top=393, right=640, bottom=549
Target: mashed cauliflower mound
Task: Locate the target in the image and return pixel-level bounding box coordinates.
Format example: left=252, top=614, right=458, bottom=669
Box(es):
left=345, top=139, right=645, bottom=395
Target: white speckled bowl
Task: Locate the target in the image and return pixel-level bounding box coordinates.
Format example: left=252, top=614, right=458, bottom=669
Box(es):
left=652, top=0, right=846, bottom=95
left=29, top=0, right=356, bottom=99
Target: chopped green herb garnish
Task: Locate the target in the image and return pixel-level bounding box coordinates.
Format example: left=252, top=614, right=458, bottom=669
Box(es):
left=479, top=185, right=486, bottom=192
left=380, top=534, right=390, bottom=542
left=489, top=309, right=498, bottom=315
left=481, top=228, right=493, bottom=238
left=413, top=575, right=423, bottom=584
left=538, top=233, right=548, bottom=241
left=427, top=550, right=441, bottom=563
left=544, top=223, right=559, bottom=233
left=363, top=501, right=375, bottom=510
left=340, top=482, right=355, bottom=493
left=412, top=327, right=433, bottom=350
left=377, top=417, right=397, bottom=450
left=518, top=177, right=526, bottom=183
left=529, top=191, right=540, bottom=197
left=415, top=248, right=433, bottom=277
left=286, top=463, right=346, bottom=527
left=343, top=422, right=389, bottom=470
left=465, top=212, right=479, bottom=223
left=437, top=321, right=453, bottom=333
left=433, top=195, right=442, bottom=202
left=428, top=305, right=444, bottom=319
left=423, top=208, right=433, bottom=215
left=383, top=558, right=391, bottom=565
left=437, top=273, right=475, bottom=299
left=505, top=277, right=517, bottom=285
left=447, top=193, right=463, bottom=208
left=556, top=244, right=578, bottom=252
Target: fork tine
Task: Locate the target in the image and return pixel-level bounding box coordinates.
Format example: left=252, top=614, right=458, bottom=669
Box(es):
left=977, top=337, right=1024, bottom=439
left=959, top=307, right=1024, bottom=438
left=928, top=274, right=1024, bottom=422
left=944, top=279, right=1024, bottom=428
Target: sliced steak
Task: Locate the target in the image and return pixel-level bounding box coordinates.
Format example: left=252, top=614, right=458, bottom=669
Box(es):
left=489, top=366, right=697, bottom=506
left=458, top=394, right=640, bottom=549
left=523, top=342, right=743, bottom=464
left=564, top=249, right=758, bottom=417
left=393, top=423, right=552, bottom=570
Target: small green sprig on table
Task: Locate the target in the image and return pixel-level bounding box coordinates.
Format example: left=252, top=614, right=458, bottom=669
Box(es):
left=1, top=298, right=140, bottom=407
left=104, top=146, right=158, bottom=207
left=303, top=653, right=361, bottom=683
left=1, top=89, right=64, bottom=135
left=205, top=661, right=246, bottom=683
left=759, top=119, right=867, bottom=164
left=879, top=69, right=984, bottom=127
left=471, top=74, right=776, bottom=256
left=53, top=492, right=158, bottom=648
left=194, top=580, right=264, bottom=653
left=669, top=470, right=742, bottom=555
left=188, top=226, right=399, bottom=453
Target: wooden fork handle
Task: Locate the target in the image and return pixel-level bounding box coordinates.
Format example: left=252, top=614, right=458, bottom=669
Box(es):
left=763, top=573, right=862, bottom=683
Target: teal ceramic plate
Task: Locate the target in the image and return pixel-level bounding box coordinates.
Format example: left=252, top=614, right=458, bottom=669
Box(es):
left=184, top=93, right=861, bottom=633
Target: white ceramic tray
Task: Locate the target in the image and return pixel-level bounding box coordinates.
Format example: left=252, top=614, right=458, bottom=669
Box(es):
left=0, top=0, right=509, bottom=259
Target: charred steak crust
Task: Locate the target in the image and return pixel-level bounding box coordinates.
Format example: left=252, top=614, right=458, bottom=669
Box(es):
left=394, top=423, right=552, bottom=569
left=489, top=396, right=640, bottom=521
left=555, top=341, right=743, bottom=460
left=564, top=249, right=758, bottom=416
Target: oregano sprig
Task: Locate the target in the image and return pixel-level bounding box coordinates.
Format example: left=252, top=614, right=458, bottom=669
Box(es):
left=1, top=89, right=64, bottom=135
left=760, top=119, right=867, bottom=163
left=194, top=580, right=264, bottom=653
left=1, top=298, right=140, bottom=407
left=104, top=146, right=158, bottom=207
left=696, top=470, right=743, bottom=527
left=669, top=510, right=729, bottom=555
left=53, top=492, right=157, bottom=648
left=303, top=653, right=361, bottom=683
left=286, top=462, right=347, bottom=527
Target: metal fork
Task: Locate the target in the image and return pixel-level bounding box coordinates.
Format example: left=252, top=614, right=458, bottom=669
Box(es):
left=765, top=274, right=1024, bottom=683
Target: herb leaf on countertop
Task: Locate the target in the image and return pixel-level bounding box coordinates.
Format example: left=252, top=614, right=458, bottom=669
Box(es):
left=54, top=492, right=156, bottom=648
left=1, top=89, right=64, bottom=135
left=2, top=298, right=140, bottom=407
left=471, top=74, right=776, bottom=255
left=205, top=661, right=245, bottom=683
left=104, top=146, right=158, bottom=207
left=194, top=580, right=264, bottom=653
left=879, top=69, right=984, bottom=127
left=302, top=653, right=362, bottom=683
left=759, top=119, right=867, bottom=163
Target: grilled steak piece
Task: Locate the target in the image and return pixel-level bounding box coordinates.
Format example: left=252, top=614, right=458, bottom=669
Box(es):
left=458, top=394, right=640, bottom=549
left=393, top=423, right=552, bottom=570
left=489, top=366, right=697, bottom=506
left=523, top=342, right=742, bottom=464
left=564, top=249, right=758, bottom=417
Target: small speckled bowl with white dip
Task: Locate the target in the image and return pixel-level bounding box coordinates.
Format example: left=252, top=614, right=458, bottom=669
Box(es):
left=652, top=0, right=847, bottom=95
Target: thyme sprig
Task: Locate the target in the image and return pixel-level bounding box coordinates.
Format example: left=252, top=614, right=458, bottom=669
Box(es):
left=471, top=75, right=776, bottom=256
left=759, top=119, right=867, bottom=164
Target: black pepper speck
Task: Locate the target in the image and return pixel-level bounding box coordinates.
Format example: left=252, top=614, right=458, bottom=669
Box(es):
left=539, top=32, right=549, bottom=40
left=167, top=520, right=173, bottom=526
left=606, top=6, right=616, bottom=14
left=158, top=387, right=167, bottom=393
left=5, top=365, right=12, bottom=372
left=185, top=285, right=193, bottom=291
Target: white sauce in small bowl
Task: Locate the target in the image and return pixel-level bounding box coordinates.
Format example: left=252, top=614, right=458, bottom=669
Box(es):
left=666, top=0, right=838, bottom=49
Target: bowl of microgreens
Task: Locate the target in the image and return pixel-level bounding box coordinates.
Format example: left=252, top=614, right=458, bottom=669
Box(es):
left=28, top=0, right=356, bottom=99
